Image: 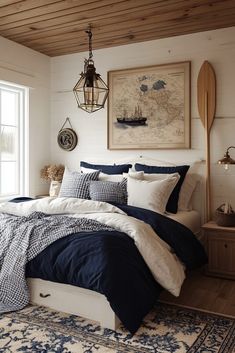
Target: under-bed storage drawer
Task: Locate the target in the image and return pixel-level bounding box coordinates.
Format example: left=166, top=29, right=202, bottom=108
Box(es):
left=27, top=278, right=120, bottom=330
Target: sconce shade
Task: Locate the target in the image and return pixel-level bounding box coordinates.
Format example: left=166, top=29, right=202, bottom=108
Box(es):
left=73, top=28, right=109, bottom=113
left=218, top=146, right=235, bottom=165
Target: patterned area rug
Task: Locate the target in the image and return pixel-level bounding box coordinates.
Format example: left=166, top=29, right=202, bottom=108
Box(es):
left=0, top=303, right=234, bottom=353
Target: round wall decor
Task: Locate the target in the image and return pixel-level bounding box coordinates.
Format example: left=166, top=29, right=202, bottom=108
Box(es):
left=57, top=118, right=78, bottom=151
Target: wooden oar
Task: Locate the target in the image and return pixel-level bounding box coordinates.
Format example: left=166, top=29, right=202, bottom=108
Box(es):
left=197, top=61, right=216, bottom=221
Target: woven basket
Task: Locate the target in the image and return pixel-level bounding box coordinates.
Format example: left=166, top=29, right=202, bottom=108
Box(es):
left=215, top=204, right=235, bottom=227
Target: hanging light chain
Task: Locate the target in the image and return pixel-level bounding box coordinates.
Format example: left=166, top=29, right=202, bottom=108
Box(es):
left=85, top=27, right=93, bottom=60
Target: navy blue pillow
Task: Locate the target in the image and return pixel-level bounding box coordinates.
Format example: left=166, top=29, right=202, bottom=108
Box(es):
left=80, top=161, right=132, bottom=175
left=135, top=163, right=190, bottom=214
left=10, top=197, right=33, bottom=203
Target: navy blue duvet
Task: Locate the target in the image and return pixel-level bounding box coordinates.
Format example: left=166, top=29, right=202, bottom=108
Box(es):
left=25, top=203, right=207, bottom=334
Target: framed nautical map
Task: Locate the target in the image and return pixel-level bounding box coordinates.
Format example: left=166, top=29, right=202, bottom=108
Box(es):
left=108, top=61, right=191, bottom=150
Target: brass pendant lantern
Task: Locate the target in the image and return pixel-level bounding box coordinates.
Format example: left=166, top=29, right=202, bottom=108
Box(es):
left=73, top=28, right=109, bottom=113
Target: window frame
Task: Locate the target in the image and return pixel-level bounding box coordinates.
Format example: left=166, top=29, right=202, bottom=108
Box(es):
left=0, top=81, right=29, bottom=200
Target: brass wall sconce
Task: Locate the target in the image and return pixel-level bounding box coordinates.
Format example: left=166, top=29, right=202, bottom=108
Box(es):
left=218, top=146, right=235, bottom=170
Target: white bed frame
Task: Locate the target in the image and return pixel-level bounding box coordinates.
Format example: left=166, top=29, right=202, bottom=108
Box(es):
left=28, top=278, right=120, bottom=329
left=28, top=156, right=205, bottom=330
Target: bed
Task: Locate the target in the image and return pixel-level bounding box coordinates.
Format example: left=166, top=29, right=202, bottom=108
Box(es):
left=167, top=210, right=201, bottom=238
left=0, top=158, right=207, bottom=334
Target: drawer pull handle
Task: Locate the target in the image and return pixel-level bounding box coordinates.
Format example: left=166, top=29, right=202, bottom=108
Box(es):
left=39, top=293, right=51, bottom=298
left=224, top=244, right=228, bottom=249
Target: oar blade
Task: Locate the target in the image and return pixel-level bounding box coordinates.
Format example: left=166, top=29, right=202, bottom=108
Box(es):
left=197, top=61, right=216, bottom=131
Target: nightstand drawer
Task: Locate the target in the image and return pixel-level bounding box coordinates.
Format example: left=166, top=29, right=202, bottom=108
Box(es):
left=207, top=236, right=235, bottom=278
left=202, top=221, right=235, bottom=280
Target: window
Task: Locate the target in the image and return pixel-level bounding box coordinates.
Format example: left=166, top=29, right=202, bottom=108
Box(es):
left=0, top=81, right=28, bottom=198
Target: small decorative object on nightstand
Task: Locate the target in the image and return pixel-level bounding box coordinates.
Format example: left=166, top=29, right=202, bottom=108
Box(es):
left=40, top=164, right=65, bottom=197
left=202, top=221, right=235, bottom=280
left=215, top=203, right=235, bottom=227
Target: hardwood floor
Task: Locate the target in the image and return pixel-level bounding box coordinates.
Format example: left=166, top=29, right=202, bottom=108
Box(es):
left=159, top=270, right=235, bottom=317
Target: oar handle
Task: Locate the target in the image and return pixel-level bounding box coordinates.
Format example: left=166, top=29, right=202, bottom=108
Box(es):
left=205, top=92, right=211, bottom=221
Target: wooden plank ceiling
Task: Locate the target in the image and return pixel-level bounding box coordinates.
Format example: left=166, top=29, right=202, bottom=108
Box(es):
left=0, top=0, right=235, bottom=57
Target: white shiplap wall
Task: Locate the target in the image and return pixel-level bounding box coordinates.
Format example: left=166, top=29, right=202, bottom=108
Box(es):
left=50, top=26, right=235, bottom=212
left=0, top=35, right=50, bottom=197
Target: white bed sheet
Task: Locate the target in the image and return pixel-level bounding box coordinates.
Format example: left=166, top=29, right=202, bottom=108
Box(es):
left=166, top=210, right=201, bottom=236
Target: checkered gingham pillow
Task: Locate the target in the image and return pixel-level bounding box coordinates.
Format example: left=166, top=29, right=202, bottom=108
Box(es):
left=59, top=168, right=100, bottom=199
left=89, top=179, right=127, bottom=204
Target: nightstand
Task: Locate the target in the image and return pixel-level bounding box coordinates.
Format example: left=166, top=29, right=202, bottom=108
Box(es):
left=202, top=221, right=235, bottom=280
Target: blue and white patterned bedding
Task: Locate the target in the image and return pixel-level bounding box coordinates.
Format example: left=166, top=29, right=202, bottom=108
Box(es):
left=1, top=198, right=207, bottom=334
left=0, top=211, right=114, bottom=314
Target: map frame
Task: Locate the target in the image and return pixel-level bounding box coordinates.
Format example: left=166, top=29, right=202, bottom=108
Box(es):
left=108, top=61, right=191, bottom=150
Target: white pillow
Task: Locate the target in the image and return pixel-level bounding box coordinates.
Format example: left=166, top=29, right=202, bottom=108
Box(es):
left=178, top=174, right=198, bottom=211
left=80, top=166, right=98, bottom=173
left=81, top=166, right=123, bottom=182
left=143, top=173, right=174, bottom=181
left=142, top=172, right=197, bottom=212
left=127, top=173, right=180, bottom=214
left=123, top=171, right=144, bottom=180
left=99, top=173, right=123, bottom=182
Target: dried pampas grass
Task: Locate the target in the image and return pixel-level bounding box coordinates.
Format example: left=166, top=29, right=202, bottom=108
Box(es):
left=40, top=164, right=65, bottom=182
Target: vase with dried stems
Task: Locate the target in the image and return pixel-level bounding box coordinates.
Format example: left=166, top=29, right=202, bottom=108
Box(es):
left=40, top=164, right=65, bottom=197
